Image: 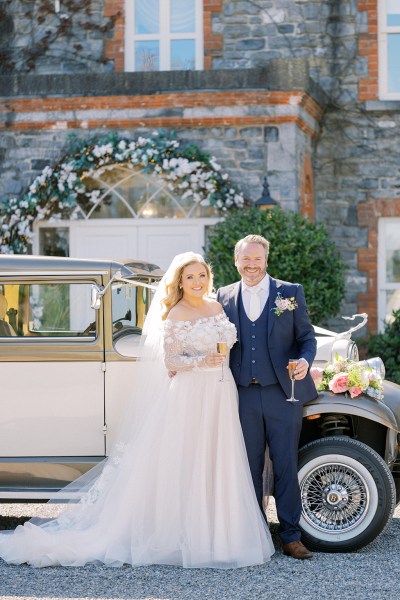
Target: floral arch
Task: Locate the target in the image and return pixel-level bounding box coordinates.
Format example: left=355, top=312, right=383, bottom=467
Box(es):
left=0, top=131, right=245, bottom=254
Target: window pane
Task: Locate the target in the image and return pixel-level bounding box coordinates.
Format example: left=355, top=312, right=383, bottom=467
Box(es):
left=82, top=165, right=136, bottom=218
left=387, top=1, right=400, bottom=26
left=85, top=196, right=134, bottom=219
left=171, top=39, right=195, bottom=70
left=0, top=285, right=17, bottom=336
left=385, top=221, right=400, bottom=282
left=138, top=192, right=185, bottom=218
left=388, top=35, right=400, bottom=93
left=135, top=0, right=159, bottom=34
left=387, top=249, right=400, bottom=282
left=30, top=284, right=96, bottom=337
left=112, top=283, right=152, bottom=338
left=135, top=40, right=160, bottom=71
left=0, top=284, right=96, bottom=337
left=386, top=224, right=400, bottom=282
left=170, top=0, right=195, bottom=33
left=39, top=227, right=69, bottom=256
left=384, top=289, right=400, bottom=323
left=82, top=167, right=211, bottom=218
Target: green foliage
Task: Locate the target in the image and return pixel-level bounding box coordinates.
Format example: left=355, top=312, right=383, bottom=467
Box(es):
left=368, top=309, right=400, bottom=384
left=205, top=207, right=346, bottom=323
left=180, top=143, right=212, bottom=164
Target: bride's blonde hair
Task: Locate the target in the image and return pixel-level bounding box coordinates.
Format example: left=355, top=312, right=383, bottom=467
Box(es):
left=161, top=257, right=213, bottom=320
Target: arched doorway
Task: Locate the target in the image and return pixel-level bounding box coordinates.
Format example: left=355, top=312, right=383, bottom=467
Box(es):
left=34, top=164, right=220, bottom=269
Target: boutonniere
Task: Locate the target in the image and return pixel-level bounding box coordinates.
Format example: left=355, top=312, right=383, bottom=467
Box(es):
left=272, top=292, right=298, bottom=316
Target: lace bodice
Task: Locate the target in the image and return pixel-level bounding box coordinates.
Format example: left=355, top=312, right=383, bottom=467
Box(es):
left=163, top=312, right=237, bottom=371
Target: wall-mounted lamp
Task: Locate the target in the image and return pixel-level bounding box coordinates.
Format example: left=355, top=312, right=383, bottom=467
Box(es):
left=255, top=176, right=279, bottom=211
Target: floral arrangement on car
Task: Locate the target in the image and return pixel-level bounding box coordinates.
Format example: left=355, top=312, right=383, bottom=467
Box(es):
left=310, top=354, right=384, bottom=401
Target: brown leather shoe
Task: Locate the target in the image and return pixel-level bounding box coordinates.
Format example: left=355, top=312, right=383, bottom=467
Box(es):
left=282, top=540, right=313, bottom=559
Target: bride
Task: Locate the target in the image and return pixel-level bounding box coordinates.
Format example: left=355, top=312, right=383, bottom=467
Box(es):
left=0, top=252, right=274, bottom=569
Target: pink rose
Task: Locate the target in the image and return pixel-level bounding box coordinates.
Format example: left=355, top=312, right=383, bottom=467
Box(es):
left=349, top=386, right=363, bottom=398
left=310, top=367, right=324, bottom=387
left=276, top=298, right=289, bottom=310
left=329, top=372, right=349, bottom=394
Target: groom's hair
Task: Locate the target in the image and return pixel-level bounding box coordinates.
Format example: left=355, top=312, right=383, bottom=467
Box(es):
left=234, top=235, right=270, bottom=260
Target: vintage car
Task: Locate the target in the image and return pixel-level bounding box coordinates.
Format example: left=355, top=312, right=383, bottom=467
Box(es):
left=0, top=254, right=399, bottom=554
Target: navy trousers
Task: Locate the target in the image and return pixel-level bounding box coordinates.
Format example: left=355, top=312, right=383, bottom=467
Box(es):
left=238, top=382, right=303, bottom=544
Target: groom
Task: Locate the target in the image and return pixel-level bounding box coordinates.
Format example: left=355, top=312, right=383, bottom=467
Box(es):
left=217, top=234, right=318, bottom=559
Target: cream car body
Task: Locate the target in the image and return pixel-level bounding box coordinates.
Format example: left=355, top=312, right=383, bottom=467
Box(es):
left=0, top=254, right=162, bottom=500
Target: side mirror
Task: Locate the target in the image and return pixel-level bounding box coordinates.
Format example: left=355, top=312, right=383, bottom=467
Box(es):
left=90, top=270, right=158, bottom=310
left=90, top=272, right=125, bottom=310
left=91, top=285, right=102, bottom=310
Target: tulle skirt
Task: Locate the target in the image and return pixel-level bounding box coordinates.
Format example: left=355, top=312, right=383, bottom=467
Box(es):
left=0, top=368, right=274, bottom=568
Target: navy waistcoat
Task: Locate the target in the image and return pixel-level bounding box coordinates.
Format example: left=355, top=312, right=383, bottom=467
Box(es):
left=238, top=291, right=278, bottom=386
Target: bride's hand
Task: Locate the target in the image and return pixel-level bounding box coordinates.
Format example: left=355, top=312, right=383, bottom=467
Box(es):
left=203, top=353, right=225, bottom=368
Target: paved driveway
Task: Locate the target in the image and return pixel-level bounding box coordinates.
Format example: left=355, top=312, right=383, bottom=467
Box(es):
left=0, top=503, right=399, bottom=600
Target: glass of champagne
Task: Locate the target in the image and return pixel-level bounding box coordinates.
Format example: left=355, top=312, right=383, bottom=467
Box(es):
left=216, top=340, right=228, bottom=382
left=287, top=359, right=299, bottom=402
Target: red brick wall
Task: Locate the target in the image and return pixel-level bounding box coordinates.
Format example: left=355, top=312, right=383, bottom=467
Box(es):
left=203, top=0, right=223, bottom=69
left=0, top=91, right=323, bottom=134
left=104, top=0, right=125, bottom=72
left=299, top=152, right=315, bottom=221
left=358, top=1, right=379, bottom=100
left=357, top=197, right=400, bottom=333
left=103, top=0, right=223, bottom=72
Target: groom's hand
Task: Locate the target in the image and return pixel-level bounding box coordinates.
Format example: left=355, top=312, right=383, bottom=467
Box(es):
left=293, top=358, right=309, bottom=380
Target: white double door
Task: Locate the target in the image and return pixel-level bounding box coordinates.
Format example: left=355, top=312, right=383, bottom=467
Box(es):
left=69, top=219, right=218, bottom=269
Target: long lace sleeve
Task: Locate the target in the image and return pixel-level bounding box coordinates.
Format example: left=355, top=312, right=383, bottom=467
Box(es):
left=163, top=320, right=207, bottom=372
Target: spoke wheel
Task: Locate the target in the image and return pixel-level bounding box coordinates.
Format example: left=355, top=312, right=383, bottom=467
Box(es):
left=298, top=437, right=395, bottom=552
left=301, top=461, right=373, bottom=533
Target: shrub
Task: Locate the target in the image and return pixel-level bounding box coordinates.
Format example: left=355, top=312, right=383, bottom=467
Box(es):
left=367, top=309, right=400, bottom=384
left=205, top=207, right=346, bottom=323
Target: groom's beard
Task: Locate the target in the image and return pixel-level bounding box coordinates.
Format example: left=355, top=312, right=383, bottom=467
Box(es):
left=240, top=268, right=267, bottom=286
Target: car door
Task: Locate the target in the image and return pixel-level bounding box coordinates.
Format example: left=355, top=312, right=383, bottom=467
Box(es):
left=0, top=275, right=105, bottom=457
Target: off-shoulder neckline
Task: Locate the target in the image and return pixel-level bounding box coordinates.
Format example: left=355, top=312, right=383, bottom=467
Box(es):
left=165, top=312, right=225, bottom=326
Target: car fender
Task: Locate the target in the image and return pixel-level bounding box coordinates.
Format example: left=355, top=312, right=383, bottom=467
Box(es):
left=303, top=389, right=398, bottom=432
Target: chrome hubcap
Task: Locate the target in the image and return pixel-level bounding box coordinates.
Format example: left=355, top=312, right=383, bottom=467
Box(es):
left=301, top=462, right=369, bottom=532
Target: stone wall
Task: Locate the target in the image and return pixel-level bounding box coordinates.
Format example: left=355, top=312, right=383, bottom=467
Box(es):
left=1, top=1, right=400, bottom=331
left=214, top=0, right=367, bottom=98
left=0, top=65, right=322, bottom=210
left=0, top=0, right=117, bottom=74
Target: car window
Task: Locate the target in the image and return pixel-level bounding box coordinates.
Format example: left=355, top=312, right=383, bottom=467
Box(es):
left=0, top=283, right=96, bottom=338
left=111, top=281, right=153, bottom=339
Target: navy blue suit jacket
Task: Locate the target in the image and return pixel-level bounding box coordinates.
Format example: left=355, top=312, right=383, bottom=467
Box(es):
left=217, top=276, right=318, bottom=405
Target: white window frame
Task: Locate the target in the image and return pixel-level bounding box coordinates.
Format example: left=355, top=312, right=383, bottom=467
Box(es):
left=378, top=217, right=400, bottom=331
left=125, top=0, right=204, bottom=72
left=378, top=1, right=400, bottom=100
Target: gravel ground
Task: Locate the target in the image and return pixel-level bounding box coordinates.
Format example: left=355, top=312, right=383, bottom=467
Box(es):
left=0, top=502, right=399, bottom=600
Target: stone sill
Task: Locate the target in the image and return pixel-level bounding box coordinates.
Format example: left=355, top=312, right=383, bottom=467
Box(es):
left=0, top=59, right=327, bottom=107
left=365, top=100, right=400, bottom=111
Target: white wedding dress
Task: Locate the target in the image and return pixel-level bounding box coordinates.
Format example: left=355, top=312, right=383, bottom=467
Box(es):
left=0, top=312, right=274, bottom=569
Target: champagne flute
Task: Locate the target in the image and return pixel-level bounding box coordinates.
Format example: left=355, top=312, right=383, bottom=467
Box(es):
left=287, top=358, right=299, bottom=402
left=216, top=340, right=228, bottom=382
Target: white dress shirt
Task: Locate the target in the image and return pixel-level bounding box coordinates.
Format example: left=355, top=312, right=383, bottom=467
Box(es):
left=241, top=274, right=270, bottom=321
